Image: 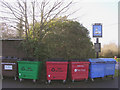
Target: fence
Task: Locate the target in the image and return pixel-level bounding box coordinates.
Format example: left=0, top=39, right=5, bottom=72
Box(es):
left=2, top=39, right=25, bottom=58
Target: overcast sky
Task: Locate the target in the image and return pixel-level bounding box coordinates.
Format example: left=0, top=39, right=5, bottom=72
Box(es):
left=0, top=0, right=119, bottom=47
left=68, top=0, right=119, bottom=47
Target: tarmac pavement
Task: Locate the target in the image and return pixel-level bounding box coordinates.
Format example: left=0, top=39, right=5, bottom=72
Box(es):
left=2, top=77, right=119, bottom=88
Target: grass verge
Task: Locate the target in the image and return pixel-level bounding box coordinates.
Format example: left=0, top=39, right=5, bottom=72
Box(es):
left=114, top=69, right=119, bottom=77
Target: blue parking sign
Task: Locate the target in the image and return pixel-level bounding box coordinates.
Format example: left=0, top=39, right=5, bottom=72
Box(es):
left=93, top=24, right=102, bottom=37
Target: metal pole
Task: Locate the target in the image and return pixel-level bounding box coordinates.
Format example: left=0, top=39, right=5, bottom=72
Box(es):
left=96, top=38, right=99, bottom=58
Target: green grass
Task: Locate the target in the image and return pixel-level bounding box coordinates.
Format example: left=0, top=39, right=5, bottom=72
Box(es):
left=114, top=58, right=120, bottom=77
left=115, top=58, right=120, bottom=62
left=114, top=58, right=119, bottom=77
left=114, top=69, right=119, bottom=77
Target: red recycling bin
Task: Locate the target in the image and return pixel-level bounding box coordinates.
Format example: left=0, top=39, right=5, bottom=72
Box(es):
left=46, top=59, right=68, bottom=84
left=69, top=59, right=90, bottom=82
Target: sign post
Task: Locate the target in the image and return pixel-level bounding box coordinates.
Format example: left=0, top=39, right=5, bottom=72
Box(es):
left=94, top=42, right=101, bottom=58
left=93, top=23, right=102, bottom=58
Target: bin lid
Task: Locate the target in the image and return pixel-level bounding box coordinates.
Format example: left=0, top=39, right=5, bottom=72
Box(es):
left=1, top=56, right=11, bottom=60
left=89, top=58, right=105, bottom=63
left=99, top=58, right=116, bottom=64
left=46, top=58, right=68, bottom=62
left=22, top=57, right=40, bottom=61
left=6, top=56, right=12, bottom=60
left=69, top=59, right=89, bottom=62
left=17, top=58, right=22, bottom=61
left=11, top=56, right=18, bottom=60
left=0, top=56, right=6, bottom=60
left=8, top=56, right=19, bottom=61
left=2, top=56, right=19, bottom=61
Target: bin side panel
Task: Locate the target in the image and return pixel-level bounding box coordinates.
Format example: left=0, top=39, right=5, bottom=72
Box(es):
left=2, top=71, right=17, bottom=77
left=70, top=62, right=89, bottom=80
left=2, top=61, right=18, bottom=77
left=18, top=61, right=41, bottom=79
left=104, top=63, right=116, bottom=76
left=46, top=62, right=68, bottom=80
left=69, top=62, right=72, bottom=80
left=89, top=63, right=105, bottom=78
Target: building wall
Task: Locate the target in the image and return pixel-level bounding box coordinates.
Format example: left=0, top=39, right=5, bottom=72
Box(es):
left=2, top=40, right=25, bottom=58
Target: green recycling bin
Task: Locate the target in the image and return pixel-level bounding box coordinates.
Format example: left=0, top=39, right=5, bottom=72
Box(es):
left=17, top=60, right=42, bottom=82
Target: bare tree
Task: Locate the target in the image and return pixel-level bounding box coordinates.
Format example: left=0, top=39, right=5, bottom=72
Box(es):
left=100, top=43, right=118, bottom=58
left=32, top=0, right=35, bottom=38
left=0, top=0, right=28, bottom=39
left=0, top=0, right=76, bottom=40
left=0, top=22, right=17, bottom=39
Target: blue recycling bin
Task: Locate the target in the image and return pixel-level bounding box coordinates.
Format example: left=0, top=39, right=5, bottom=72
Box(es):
left=100, top=58, right=116, bottom=78
left=89, top=58, right=105, bottom=81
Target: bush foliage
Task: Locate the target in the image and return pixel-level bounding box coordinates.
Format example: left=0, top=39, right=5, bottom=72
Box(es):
left=20, top=18, right=95, bottom=60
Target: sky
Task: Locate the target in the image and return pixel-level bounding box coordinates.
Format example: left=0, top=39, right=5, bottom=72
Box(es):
left=67, top=0, right=119, bottom=47
left=0, top=0, right=119, bottom=47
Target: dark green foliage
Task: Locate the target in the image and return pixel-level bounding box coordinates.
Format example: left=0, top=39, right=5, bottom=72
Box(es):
left=20, top=17, right=95, bottom=61
left=20, top=38, right=49, bottom=61
left=43, top=19, right=95, bottom=59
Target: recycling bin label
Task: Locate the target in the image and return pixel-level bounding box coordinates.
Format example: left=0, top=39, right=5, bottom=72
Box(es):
left=51, top=67, right=63, bottom=72
left=21, top=66, right=33, bottom=71
left=74, top=69, right=86, bottom=72
left=4, top=65, right=13, bottom=70
left=77, top=65, right=84, bottom=67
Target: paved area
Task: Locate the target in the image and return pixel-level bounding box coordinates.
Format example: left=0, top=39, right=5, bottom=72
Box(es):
left=115, top=62, right=120, bottom=70
left=2, top=77, right=119, bottom=88
left=1, top=62, right=119, bottom=89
